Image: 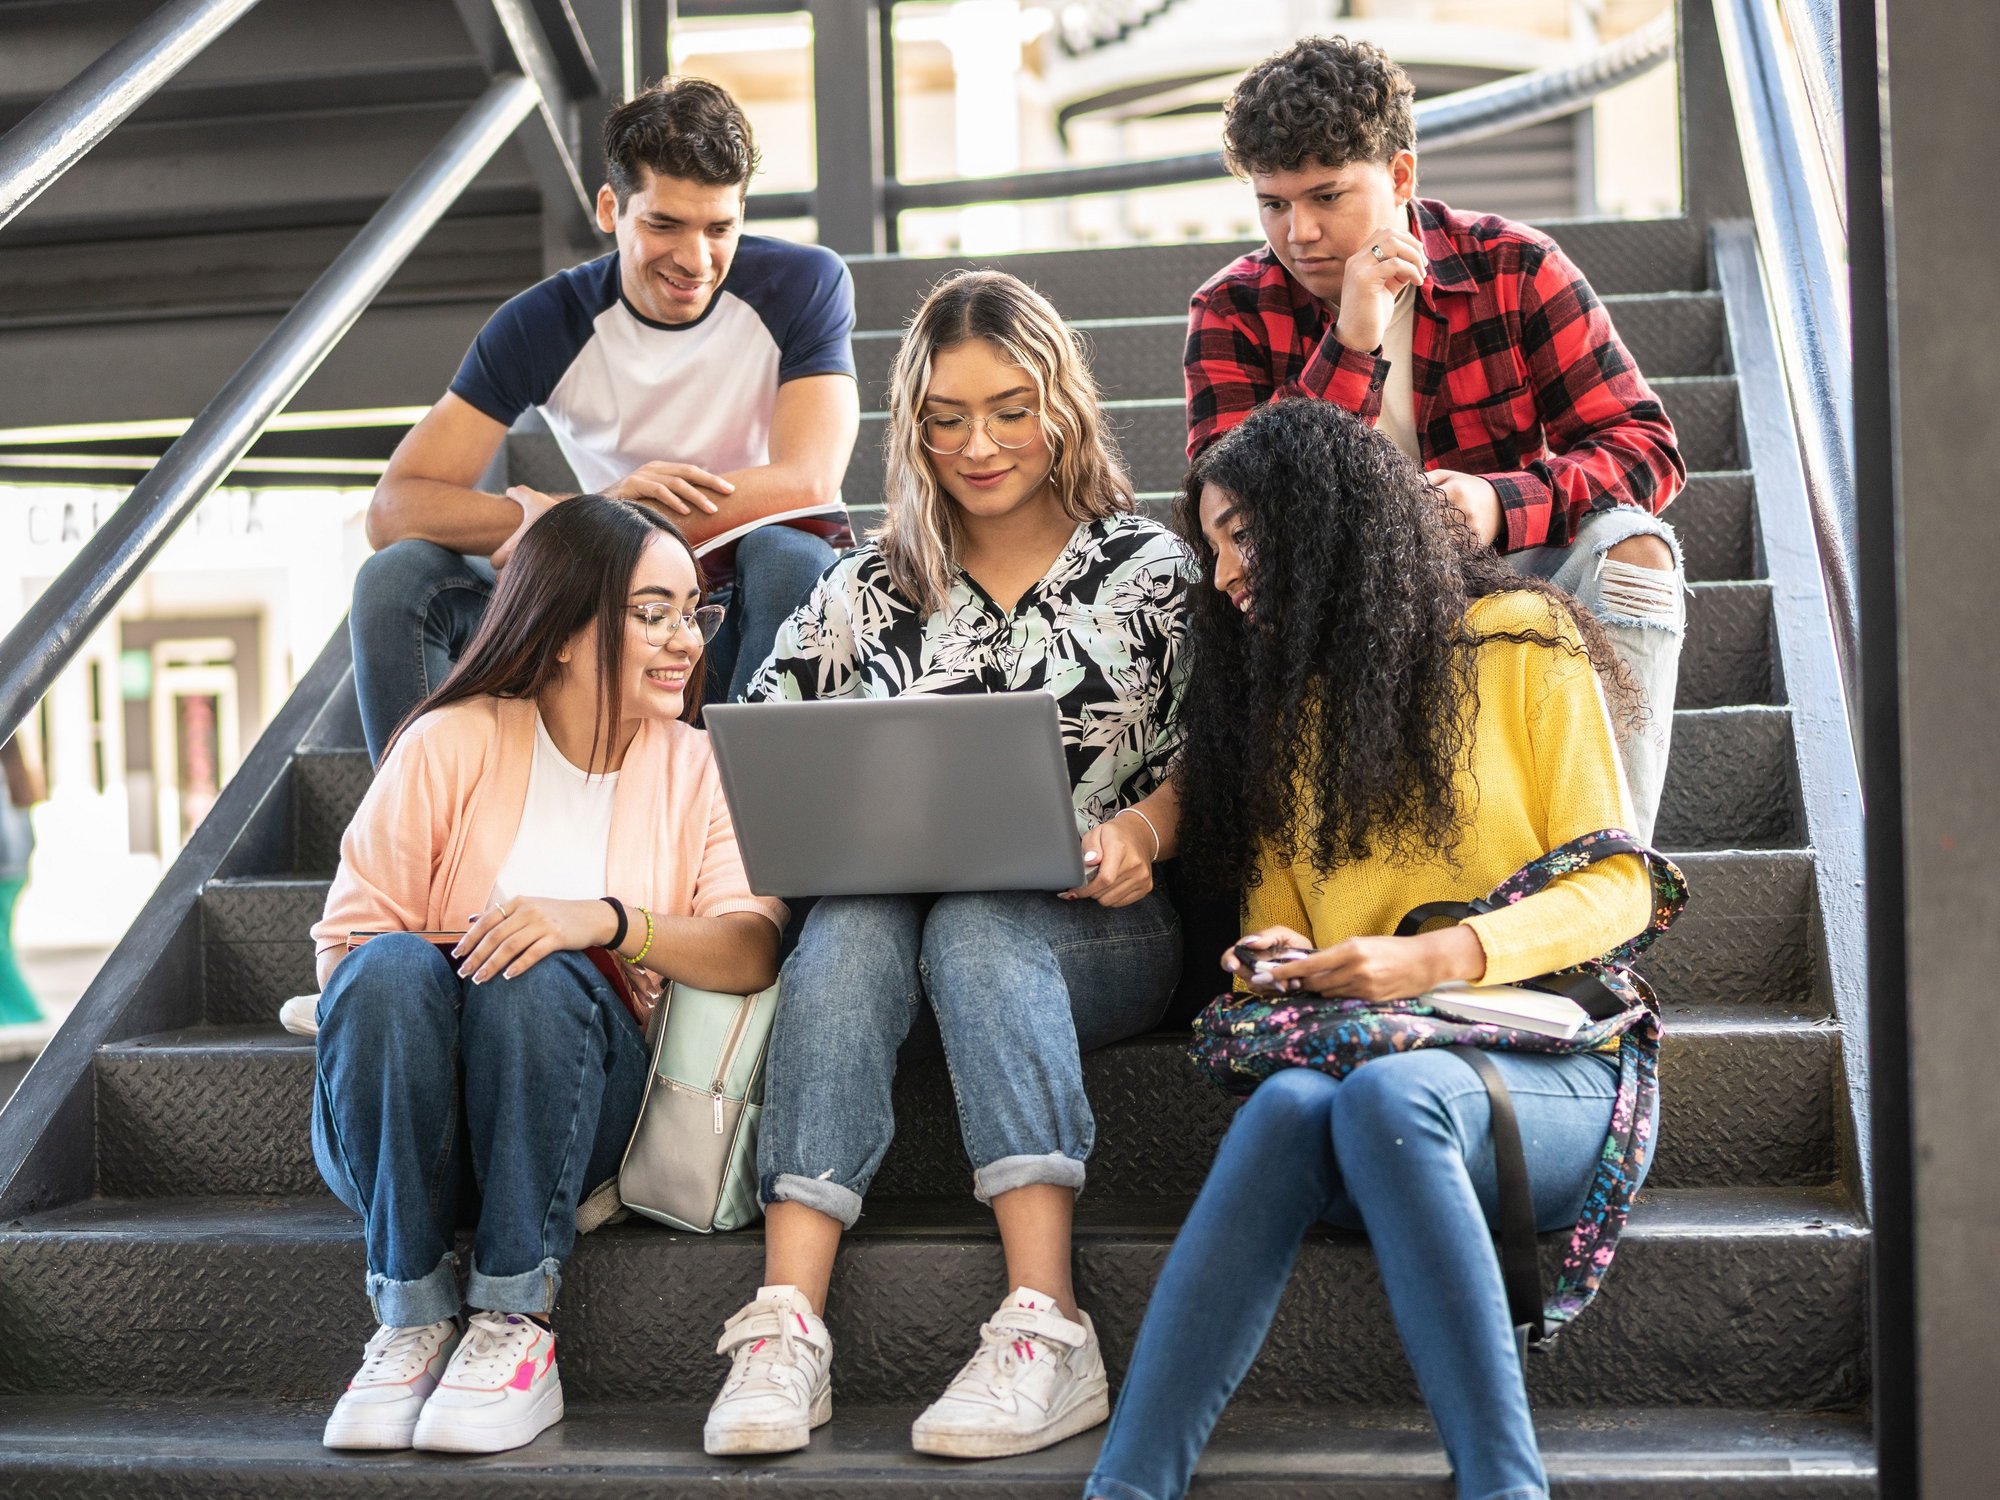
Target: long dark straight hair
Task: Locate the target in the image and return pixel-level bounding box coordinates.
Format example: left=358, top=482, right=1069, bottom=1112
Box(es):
left=392, top=496, right=706, bottom=766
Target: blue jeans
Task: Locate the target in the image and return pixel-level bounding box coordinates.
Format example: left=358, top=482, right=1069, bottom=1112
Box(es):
left=703, top=523, right=838, bottom=705
left=311, top=935, right=649, bottom=1325
left=348, top=524, right=837, bottom=760
left=1509, top=507, right=1686, bottom=843
left=759, top=889, right=1181, bottom=1226
left=1086, top=1051, right=1625, bottom=1500
left=349, top=541, right=495, bottom=764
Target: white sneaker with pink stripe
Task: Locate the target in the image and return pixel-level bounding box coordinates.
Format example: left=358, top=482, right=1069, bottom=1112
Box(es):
left=322, top=1318, right=460, bottom=1449
left=910, top=1287, right=1109, bottom=1458
left=704, top=1284, right=834, bottom=1455
left=411, top=1310, right=563, bottom=1453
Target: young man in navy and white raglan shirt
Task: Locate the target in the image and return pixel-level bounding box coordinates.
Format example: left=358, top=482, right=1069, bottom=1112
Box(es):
left=349, top=78, right=860, bottom=761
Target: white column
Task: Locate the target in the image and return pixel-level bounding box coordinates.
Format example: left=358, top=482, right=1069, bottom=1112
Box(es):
left=947, top=0, right=1023, bottom=254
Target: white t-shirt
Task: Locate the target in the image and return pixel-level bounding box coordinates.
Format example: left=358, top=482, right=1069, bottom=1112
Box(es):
left=1377, top=279, right=1421, bottom=464
left=489, top=714, right=617, bottom=906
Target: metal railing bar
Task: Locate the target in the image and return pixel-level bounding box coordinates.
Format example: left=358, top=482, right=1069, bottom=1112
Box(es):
left=1711, top=0, right=1857, bottom=687
left=1777, top=0, right=1844, bottom=224
left=0, top=0, right=263, bottom=233
left=749, top=14, right=1672, bottom=220
left=0, top=74, right=540, bottom=745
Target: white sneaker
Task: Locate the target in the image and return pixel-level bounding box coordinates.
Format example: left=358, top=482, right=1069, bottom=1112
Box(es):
left=411, top=1310, right=563, bottom=1453
left=322, top=1318, right=461, bottom=1449
left=279, top=994, right=319, bottom=1038
left=910, top=1287, right=1109, bottom=1459
left=703, top=1284, right=834, bottom=1456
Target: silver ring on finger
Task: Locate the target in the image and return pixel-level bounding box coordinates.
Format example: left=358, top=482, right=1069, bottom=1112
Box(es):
left=1370, top=243, right=1386, bottom=261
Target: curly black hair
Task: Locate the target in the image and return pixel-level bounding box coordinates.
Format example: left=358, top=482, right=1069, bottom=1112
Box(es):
left=604, top=77, right=761, bottom=206
left=1173, top=399, right=1640, bottom=898
left=1223, top=35, right=1416, bottom=177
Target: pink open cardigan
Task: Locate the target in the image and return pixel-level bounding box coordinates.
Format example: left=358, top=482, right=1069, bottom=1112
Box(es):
left=311, top=696, right=786, bottom=992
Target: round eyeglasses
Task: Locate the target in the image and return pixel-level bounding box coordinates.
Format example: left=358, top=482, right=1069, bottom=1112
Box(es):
left=918, top=405, right=1042, bottom=455
left=630, top=602, right=726, bottom=648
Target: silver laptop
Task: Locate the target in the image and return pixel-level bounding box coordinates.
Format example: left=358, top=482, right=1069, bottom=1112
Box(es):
left=703, top=692, right=1086, bottom=897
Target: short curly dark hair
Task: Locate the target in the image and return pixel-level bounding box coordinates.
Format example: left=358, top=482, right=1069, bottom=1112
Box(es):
left=603, top=77, right=761, bottom=206
left=1223, top=35, right=1416, bottom=177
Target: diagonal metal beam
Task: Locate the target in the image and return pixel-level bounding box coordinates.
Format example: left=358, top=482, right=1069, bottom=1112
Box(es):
left=0, top=0, right=262, bottom=233
left=455, top=0, right=603, bottom=256
left=0, top=76, right=540, bottom=744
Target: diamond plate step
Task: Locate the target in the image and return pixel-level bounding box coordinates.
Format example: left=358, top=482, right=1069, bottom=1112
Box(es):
left=202, top=844, right=1814, bottom=1029
left=0, top=1188, right=1866, bottom=1410
left=851, top=291, right=1729, bottom=408
left=96, top=996, right=1839, bottom=1201
left=845, top=218, right=1709, bottom=328
left=0, top=1397, right=1873, bottom=1498
left=837, top=375, right=1739, bottom=510
left=1657, top=707, right=1800, bottom=851
left=1682, top=581, right=1774, bottom=710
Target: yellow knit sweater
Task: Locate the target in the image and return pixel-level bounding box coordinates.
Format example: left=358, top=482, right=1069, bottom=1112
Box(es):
left=1242, top=591, right=1653, bottom=985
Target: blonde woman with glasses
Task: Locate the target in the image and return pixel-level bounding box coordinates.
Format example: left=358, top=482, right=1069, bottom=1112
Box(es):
left=702, top=270, right=1195, bottom=1461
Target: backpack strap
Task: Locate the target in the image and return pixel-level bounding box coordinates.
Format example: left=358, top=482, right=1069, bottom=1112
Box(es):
left=1445, top=1045, right=1546, bottom=1350
left=1394, top=829, right=1688, bottom=967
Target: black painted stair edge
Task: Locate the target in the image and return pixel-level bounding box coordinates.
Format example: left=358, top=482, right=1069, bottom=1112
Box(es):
left=90, top=1006, right=1844, bottom=1199
left=0, top=1188, right=1869, bottom=1409
left=0, top=1398, right=1875, bottom=1499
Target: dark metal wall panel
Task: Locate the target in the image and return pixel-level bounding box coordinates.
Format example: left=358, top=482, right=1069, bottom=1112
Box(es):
left=0, top=299, right=496, bottom=430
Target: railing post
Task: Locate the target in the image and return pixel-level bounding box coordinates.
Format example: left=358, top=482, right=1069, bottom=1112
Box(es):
left=808, top=0, right=886, bottom=254
left=1679, top=0, right=1753, bottom=225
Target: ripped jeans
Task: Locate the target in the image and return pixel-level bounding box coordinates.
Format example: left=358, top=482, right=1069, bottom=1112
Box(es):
left=757, top=889, right=1181, bottom=1227
left=1509, top=507, right=1685, bottom=842
left=311, top=935, right=648, bottom=1325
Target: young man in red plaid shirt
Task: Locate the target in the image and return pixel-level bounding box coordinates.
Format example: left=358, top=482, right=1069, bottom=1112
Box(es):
left=1186, top=36, right=1686, bottom=839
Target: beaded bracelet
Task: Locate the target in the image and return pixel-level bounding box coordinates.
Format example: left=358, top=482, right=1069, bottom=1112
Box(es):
left=624, top=905, right=655, bottom=967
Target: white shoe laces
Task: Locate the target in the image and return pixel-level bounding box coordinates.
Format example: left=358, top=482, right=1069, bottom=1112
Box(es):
left=950, top=1305, right=1085, bottom=1399
left=716, top=1298, right=827, bottom=1405
left=353, top=1320, right=453, bottom=1386
left=446, top=1312, right=543, bottom=1385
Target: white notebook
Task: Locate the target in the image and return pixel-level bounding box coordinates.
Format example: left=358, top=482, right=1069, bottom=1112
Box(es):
left=1422, top=981, right=1591, bottom=1040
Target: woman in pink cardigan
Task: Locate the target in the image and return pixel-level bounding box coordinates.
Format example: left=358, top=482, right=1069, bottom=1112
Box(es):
left=309, top=496, right=785, bottom=1456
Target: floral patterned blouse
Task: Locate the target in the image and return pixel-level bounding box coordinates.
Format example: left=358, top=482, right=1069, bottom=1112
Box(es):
left=745, top=513, right=1196, bottom=831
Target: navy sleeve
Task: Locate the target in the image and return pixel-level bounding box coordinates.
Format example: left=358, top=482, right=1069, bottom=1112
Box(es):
left=447, top=259, right=610, bottom=425
left=766, top=244, right=857, bottom=384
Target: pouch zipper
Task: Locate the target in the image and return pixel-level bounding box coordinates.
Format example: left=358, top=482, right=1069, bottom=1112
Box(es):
left=707, top=994, right=758, bottom=1135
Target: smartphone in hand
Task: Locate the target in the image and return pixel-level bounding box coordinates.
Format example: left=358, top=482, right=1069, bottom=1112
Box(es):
left=1232, top=941, right=1314, bottom=994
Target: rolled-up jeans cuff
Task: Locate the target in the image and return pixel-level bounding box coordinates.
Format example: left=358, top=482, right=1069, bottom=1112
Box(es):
left=467, top=1255, right=562, bottom=1317
left=763, top=1171, right=865, bottom=1230
left=973, top=1151, right=1086, bottom=1203
left=1083, top=1475, right=1158, bottom=1500
left=367, top=1252, right=461, bottom=1327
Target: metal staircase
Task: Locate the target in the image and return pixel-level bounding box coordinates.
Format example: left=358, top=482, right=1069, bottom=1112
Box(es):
left=0, top=214, right=1875, bottom=1491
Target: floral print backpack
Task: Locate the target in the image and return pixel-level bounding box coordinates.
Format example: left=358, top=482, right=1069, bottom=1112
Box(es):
left=1187, top=829, right=1689, bottom=1343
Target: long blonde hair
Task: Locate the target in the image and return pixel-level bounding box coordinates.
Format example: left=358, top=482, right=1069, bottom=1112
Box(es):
left=875, top=270, right=1133, bottom=614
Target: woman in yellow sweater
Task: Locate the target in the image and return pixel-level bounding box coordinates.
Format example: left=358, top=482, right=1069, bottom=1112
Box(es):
left=1084, top=399, right=1656, bottom=1500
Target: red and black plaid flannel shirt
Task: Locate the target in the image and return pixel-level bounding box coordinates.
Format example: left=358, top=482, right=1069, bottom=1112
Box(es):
left=1184, top=198, right=1685, bottom=553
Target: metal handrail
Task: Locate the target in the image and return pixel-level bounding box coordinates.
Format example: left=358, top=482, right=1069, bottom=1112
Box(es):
left=1711, top=0, right=1858, bottom=691
left=0, top=0, right=263, bottom=233
left=752, top=12, right=1672, bottom=219
left=1776, top=0, right=1844, bottom=225
left=0, top=75, right=540, bottom=743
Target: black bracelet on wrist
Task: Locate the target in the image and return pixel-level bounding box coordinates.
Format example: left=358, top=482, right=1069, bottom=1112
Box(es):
left=600, top=896, right=628, bottom=952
